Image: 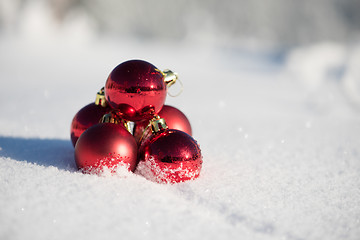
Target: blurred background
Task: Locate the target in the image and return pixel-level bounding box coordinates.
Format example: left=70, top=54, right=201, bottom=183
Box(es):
left=1, top=0, right=360, bottom=46
left=0, top=0, right=360, bottom=139
left=1, top=0, right=360, bottom=45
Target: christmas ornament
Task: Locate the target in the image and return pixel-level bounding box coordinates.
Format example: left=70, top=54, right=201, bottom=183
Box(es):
left=133, top=105, right=192, bottom=143
left=70, top=59, right=202, bottom=181
left=74, top=113, right=138, bottom=174
left=70, top=88, right=111, bottom=147
left=105, top=60, right=168, bottom=121
left=137, top=117, right=202, bottom=183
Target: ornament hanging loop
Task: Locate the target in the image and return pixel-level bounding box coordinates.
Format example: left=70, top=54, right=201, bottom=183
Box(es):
left=163, top=69, right=183, bottom=97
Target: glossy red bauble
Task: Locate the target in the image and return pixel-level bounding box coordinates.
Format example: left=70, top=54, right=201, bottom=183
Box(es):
left=105, top=60, right=167, bottom=121
left=70, top=103, right=111, bottom=147
left=75, top=123, right=138, bottom=174
left=134, top=105, right=192, bottom=143
left=137, top=129, right=202, bottom=183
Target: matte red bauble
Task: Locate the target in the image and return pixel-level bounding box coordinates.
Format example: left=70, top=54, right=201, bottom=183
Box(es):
left=137, top=129, right=202, bottom=183
left=75, top=123, right=138, bottom=174
left=70, top=103, right=111, bottom=147
left=134, top=105, right=192, bottom=143
left=105, top=60, right=166, bottom=121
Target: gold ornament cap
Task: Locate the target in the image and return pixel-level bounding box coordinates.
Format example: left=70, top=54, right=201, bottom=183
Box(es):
left=137, top=115, right=168, bottom=145
left=100, top=113, right=120, bottom=124
left=100, top=113, right=132, bottom=133
left=95, top=87, right=107, bottom=107
left=163, top=69, right=178, bottom=88
left=150, top=116, right=168, bottom=133
left=162, top=69, right=183, bottom=97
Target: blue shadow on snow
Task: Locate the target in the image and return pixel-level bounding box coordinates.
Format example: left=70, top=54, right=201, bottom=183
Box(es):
left=0, top=136, right=76, bottom=171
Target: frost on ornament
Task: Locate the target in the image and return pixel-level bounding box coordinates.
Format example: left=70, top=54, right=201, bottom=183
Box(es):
left=136, top=156, right=202, bottom=184
left=74, top=122, right=138, bottom=174
left=80, top=153, right=132, bottom=177
left=137, top=129, right=203, bottom=183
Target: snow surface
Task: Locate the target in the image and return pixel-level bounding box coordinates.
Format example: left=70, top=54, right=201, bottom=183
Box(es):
left=1, top=4, right=360, bottom=240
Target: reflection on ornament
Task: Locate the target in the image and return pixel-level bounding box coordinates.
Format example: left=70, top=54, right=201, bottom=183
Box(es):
left=105, top=60, right=167, bottom=121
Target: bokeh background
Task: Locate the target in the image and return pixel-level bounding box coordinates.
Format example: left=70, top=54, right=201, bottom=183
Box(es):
left=1, top=0, right=360, bottom=45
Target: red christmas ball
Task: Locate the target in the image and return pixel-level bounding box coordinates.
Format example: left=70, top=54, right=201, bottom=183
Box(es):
left=75, top=123, right=138, bottom=174
left=158, top=105, right=192, bottom=135
left=134, top=105, right=192, bottom=143
left=70, top=103, right=111, bottom=147
left=105, top=60, right=167, bottom=121
left=137, top=129, right=202, bottom=183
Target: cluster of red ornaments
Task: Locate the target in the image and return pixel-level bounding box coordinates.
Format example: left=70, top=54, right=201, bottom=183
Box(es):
left=70, top=60, right=202, bottom=183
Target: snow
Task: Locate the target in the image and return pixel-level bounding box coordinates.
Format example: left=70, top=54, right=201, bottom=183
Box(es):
left=1, top=2, right=360, bottom=240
